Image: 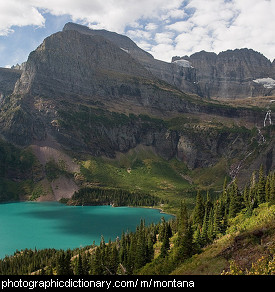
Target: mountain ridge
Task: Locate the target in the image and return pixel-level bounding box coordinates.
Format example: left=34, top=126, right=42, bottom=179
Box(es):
left=0, top=22, right=274, bottom=205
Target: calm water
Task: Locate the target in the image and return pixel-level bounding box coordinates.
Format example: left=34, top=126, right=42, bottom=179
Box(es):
left=0, top=201, right=172, bottom=258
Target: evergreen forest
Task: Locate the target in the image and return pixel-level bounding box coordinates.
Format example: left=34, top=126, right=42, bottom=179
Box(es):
left=1, top=166, right=274, bottom=275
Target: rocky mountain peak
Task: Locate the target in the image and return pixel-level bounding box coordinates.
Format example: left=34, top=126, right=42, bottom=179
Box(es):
left=13, top=28, right=153, bottom=98
left=173, top=48, right=275, bottom=98
left=63, top=22, right=154, bottom=63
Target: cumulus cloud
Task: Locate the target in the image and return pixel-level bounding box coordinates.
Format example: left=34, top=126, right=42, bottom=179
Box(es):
left=0, top=0, right=45, bottom=35
left=164, top=0, right=275, bottom=61
left=0, top=0, right=275, bottom=63
left=33, top=0, right=184, bottom=32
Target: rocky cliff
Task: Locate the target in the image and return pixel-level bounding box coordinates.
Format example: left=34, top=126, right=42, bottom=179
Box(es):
left=63, top=23, right=198, bottom=97
left=0, top=67, right=21, bottom=99
left=173, top=49, right=275, bottom=98
left=64, top=23, right=275, bottom=99
left=0, top=23, right=274, bottom=194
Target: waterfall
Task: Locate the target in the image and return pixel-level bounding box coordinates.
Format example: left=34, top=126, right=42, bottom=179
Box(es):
left=264, top=110, right=272, bottom=127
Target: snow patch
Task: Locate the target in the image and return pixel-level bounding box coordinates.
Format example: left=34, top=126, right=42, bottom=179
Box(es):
left=253, top=77, right=275, bottom=89
left=172, top=59, right=192, bottom=68
left=120, top=48, right=129, bottom=53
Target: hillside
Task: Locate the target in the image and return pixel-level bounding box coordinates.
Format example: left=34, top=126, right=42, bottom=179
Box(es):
left=172, top=202, right=275, bottom=275
left=0, top=167, right=274, bottom=276
left=0, top=22, right=274, bottom=277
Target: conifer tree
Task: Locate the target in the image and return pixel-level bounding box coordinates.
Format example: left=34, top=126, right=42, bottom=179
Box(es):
left=193, top=224, right=202, bottom=251
left=269, top=173, right=275, bottom=204
left=92, top=247, right=103, bottom=275
left=76, top=254, right=83, bottom=275
left=135, top=220, right=147, bottom=270
left=265, top=175, right=271, bottom=202
left=176, top=200, right=193, bottom=261
left=228, top=180, right=242, bottom=218
left=109, top=245, right=119, bottom=275
left=193, top=191, right=205, bottom=226
left=205, top=192, right=213, bottom=217
left=257, top=165, right=266, bottom=204
left=147, top=235, right=154, bottom=262
left=200, top=210, right=209, bottom=246
left=207, top=207, right=214, bottom=242
left=82, top=253, right=90, bottom=275
left=160, top=227, right=170, bottom=258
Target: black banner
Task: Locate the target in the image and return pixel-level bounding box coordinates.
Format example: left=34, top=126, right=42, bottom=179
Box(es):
left=0, top=275, right=273, bottom=291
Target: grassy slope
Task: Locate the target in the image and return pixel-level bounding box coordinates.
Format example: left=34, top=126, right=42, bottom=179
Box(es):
left=77, top=145, right=194, bottom=214
left=171, top=203, right=275, bottom=275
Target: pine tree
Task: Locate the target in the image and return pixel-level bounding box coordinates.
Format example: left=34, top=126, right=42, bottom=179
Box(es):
left=205, top=192, right=213, bottom=217
left=82, top=253, right=90, bottom=275
left=269, top=173, right=275, bottom=204
left=92, top=247, right=103, bottom=275
left=160, top=227, right=170, bottom=258
left=177, top=200, right=189, bottom=235
left=265, top=175, right=271, bottom=202
left=76, top=254, right=83, bottom=275
left=176, top=201, right=193, bottom=261
left=193, top=191, right=205, bottom=226
left=228, top=180, right=242, bottom=218
left=147, top=235, right=154, bottom=262
left=109, top=245, right=119, bottom=275
left=135, top=220, right=147, bottom=270
left=200, top=210, right=209, bottom=246
left=207, top=207, right=214, bottom=242
left=193, top=224, right=202, bottom=251
left=56, top=251, right=72, bottom=275
left=213, top=200, right=224, bottom=236
left=257, top=165, right=266, bottom=204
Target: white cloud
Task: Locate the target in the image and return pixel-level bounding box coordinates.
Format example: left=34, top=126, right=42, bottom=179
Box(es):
left=33, top=0, right=184, bottom=32
left=0, top=0, right=45, bottom=35
left=127, top=29, right=152, bottom=40
left=0, top=0, right=184, bottom=34
left=0, top=0, right=275, bottom=63
left=167, top=21, right=193, bottom=33
left=145, top=23, right=158, bottom=31
left=155, top=32, right=175, bottom=45
left=167, top=0, right=275, bottom=61
left=149, top=43, right=176, bottom=62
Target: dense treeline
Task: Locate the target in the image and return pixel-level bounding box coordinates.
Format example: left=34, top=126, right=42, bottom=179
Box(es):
left=0, top=166, right=274, bottom=275
left=192, top=166, right=275, bottom=250
left=0, top=139, right=37, bottom=201
left=68, top=187, right=165, bottom=207
left=0, top=219, right=172, bottom=275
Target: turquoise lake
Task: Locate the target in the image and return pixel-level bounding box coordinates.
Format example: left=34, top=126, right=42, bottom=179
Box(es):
left=0, top=202, right=173, bottom=258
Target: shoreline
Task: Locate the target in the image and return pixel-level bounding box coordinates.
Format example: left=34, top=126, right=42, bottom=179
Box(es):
left=0, top=199, right=176, bottom=217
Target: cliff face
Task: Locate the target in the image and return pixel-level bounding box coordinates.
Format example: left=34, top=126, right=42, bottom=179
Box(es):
left=63, top=23, right=198, bottom=97
left=64, top=23, right=275, bottom=99
left=173, top=49, right=275, bottom=98
left=0, top=23, right=273, bottom=183
left=14, top=29, right=153, bottom=98
left=0, top=67, right=21, bottom=98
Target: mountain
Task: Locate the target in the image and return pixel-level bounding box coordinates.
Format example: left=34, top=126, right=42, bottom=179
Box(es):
left=64, top=23, right=275, bottom=99
left=0, top=22, right=274, bottom=205
left=0, top=67, right=22, bottom=99
left=0, top=22, right=274, bottom=278
left=173, top=49, right=275, bottom=98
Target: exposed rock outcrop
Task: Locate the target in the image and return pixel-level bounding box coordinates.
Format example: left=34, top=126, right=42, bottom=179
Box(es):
left=173, top=49, right=275, bottom=98
left=0, top=22, right=273, bottom=182
left=0, top=67, right=21, bottom=98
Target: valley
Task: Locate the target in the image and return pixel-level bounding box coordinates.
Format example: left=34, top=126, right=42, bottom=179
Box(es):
left=0, top=22, right=274, bottom=276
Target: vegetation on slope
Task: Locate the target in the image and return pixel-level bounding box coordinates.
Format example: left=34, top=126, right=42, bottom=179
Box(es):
left=0, top=139, right=43, bottom=201
left=0, top=166, right=274, bottom=275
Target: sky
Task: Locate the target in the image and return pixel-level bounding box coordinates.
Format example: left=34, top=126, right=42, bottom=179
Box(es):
left=1, top=0, right=275, bottom=68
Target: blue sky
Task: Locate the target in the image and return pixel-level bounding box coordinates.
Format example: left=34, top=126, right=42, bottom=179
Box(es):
left=1, top=0, right=275, bottom=68
left=0, top=13, right=72, bottom=67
